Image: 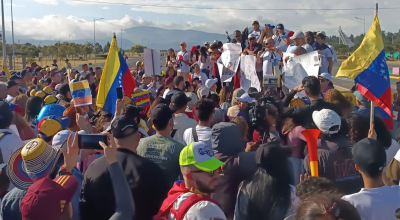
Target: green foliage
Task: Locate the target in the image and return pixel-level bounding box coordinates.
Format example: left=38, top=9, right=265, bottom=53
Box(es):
left=103, top=41, right=111, bottom=53
left=129, top=45, right=146, bottom=54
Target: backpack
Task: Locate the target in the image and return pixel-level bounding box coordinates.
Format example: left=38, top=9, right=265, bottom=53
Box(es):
left=153, top=192, right=218, bottom=220
left=0, top=131, right=11, bottom=164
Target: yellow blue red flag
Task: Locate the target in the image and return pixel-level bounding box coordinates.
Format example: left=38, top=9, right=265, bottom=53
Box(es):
left=1, top=61, right=10, bottom=80
left=132, top=91, right=150, bottom=110
left=96, top=35, right=136, bottom=114
left=336, top=14, right=393, bottom=127
left=69, top=80, right=92, bottom=107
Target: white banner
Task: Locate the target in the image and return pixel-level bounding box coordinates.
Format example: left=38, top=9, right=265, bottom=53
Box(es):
left=240, top=55, right=261, bottom=92
left=283, top=62, right=308, bottom=98
left=218, top=43, right=242, bottom=82
left=291, top=51, right=319, bottom=77
left=144, top=48, right=161, bottom=77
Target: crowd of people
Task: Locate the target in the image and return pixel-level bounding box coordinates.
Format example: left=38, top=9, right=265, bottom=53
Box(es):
left=0, top=20, right=399, bottom=220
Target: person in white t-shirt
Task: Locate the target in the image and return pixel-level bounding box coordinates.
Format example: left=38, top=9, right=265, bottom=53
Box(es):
left=170, top=92, right=197, bottom=145
left=249, top=20, right=261, bottom=41
left=272, top=23, right=287, bottom=52
left=176, top=42, right=191, bottom=81
left=257, top=37, right=282, bottom=77
left=183, top=99, right=214, bottom=148
left=342, top=138, right=400, bottom=220
left=290, top=30, right=314, bottom=53
left=191, top=63, right=209, bottom=86
left=315, top=32, right=333, bottom=74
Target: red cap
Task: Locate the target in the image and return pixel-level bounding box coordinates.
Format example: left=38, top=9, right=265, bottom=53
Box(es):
left=190, top=46, right=198, bottom=52
left=165, top=76, right=174, bottom=85
left=287, top=31, right=295, bottom=39
left=20, top=175, right=78, bottom=220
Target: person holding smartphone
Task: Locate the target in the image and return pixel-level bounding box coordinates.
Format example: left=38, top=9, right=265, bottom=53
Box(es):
left=256, top=37, right=282, bottom=78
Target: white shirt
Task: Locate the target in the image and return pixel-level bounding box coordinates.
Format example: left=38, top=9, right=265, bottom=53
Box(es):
left=183, top=125, right=212, bottom=148
left=342, top=185, right=400, bottom=220
left=262, top=51, right=282, bottom=76
left=168, top=192, right=226, bottom=220
left=191, top=72, right=209, bottom=86
left=272, top=34, right=288, bottom=52
left=173, top=113, right=198, bottom=145
left=286, top=44, right=298, bottom=54
left=319, top=47, right=333, bottom=73
left=198, top=56, right=213, bottom=72
left=301, top=43, right=313, bottom=53
left=177, top=51, right=190, bottom=73
left=0, top=128, right=24, bottom=165
left=327, top=43, right=338, bottom=64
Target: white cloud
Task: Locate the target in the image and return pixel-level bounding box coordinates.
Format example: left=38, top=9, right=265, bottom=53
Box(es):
left=6, top=3, right=26, bottom=7
left=101, top=6, right=109, bottom=9
left=32, top=0, right=58, bottom=5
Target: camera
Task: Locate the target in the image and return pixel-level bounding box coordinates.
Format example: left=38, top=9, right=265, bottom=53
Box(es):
left=248, top=92, right=279, bottom=135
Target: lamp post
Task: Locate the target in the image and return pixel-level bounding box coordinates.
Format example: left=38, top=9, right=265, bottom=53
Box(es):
left=120, top=29, right=126, bottom=50
left=355, top=17, right=365, bottom=36
left=1, top=0, right=6, bottom=66
left=11, top=0, right=15, bottom=70
left=69, top=34, right=72, bottom=43
left=93, top=17, right=104, bottom=64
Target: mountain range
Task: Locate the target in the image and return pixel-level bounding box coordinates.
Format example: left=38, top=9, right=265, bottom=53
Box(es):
left=9, top=26, right=228, bottom=50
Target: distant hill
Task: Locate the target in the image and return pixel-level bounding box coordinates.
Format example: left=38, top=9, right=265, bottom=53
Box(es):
left=9, top=26, right=228, bottom=50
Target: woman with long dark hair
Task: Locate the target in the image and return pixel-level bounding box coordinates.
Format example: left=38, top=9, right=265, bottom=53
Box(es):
left=235, top=141, right=298, bottom=220
left=199, top=46, right=212, bottom=77
left=166, top=48, right=177, bottom=68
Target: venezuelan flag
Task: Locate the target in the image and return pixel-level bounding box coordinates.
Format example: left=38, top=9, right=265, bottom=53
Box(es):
left=1, top=61, right=10, bottom=80
left=97, top=35, right=136, bottom=114
left=132, top=91, right=150, bottom=109
left=69, top=80, right=92, bottom=107
left=336, top=14, right=393, bottom=123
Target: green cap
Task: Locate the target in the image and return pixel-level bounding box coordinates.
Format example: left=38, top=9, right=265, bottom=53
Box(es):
left=179, top=142, right=225, bottom=172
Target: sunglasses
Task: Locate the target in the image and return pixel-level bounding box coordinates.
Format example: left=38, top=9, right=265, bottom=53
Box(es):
left=191, top=168, right=222, bottom=177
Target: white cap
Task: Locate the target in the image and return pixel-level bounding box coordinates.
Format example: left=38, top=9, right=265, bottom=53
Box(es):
left=235, top=93, right=255, bottom=103
left=290, top=30, right=305, bottom=40
left=248, top=33, right=256, bottom=39
left=197, top=86, right=210, bottom=99
left=319, top=72, right=332, bottom=81
left=205, top=78, right=218, bottom=89
left=312, top=109, right=341, bottom=134
left=204, top=42, right=210, bottom=45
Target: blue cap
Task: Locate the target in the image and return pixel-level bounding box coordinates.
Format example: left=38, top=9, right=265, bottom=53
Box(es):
left=265, top=24, right=275, bottom=29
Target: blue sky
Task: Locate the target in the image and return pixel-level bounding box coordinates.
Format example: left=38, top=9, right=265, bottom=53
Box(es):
left=2, top=0, right=399, bottom=41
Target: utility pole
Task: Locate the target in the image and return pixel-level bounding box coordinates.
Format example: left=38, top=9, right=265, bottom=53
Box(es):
left=1, top=0, right=6, bottom=65
left=93, top=18, right=104, bottom=64
left=11, top=0, right=15, bottom=69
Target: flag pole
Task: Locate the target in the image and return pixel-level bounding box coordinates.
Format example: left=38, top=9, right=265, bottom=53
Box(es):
left=370, top=2, right=378, bottom=130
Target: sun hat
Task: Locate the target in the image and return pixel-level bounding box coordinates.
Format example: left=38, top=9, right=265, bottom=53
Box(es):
left=7, top=138, right=64, bottom=190
left=179, top=142, right=225, bottom=172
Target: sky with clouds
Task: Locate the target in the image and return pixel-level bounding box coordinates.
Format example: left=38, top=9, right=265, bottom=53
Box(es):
left=1, top=0, right=400, bottom=42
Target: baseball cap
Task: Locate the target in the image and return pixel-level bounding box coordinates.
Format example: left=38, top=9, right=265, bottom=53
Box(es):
left=20, top=175, right=78, bottom=220
left=35, top=91, right=47, bottom=99
left=190, top=46, right=198, bottom=52
left=44, top=95, right=58, bottom=105
left=7, top=80, right=18, bottom=89
left=43, top=86, right=54, bottom=94
left=286, top=31, right=295, bottom=39
left=236, top=93, right=255, bottom=103
left=312, top=109, right=341, bottom=134
left=165, top=76, right=174, bottom=85
left=170, top=92, right=191, bottom=112
left=205, top=78, right=218, bottom=89
left=248, top=33, right=256, bottom=39
left=252, top=21, right=259, bottom=25
left=197, top=86, right=210, bottom=99
left=111, top=115, right=138, bottom=139
left=353, top=91, right=371, bottom=105
left=204, top=41, right=210, bottom=45
left=39, top=78, right=51, bottom=84
left=319, top=72, right=332, bottom=81
left=276, top=24, right=285, bottom=30
left=265, top=24, right=275, bottom=29
left=7, top=138, right=63, bottom=189
left=290, top=30, right=305, bottom=40
left=179, top=142, right=225, bottom=172
left=151, top=104, right=174, bottom=128
left=352, top=138, right=386, bottom=176
left=38, top=116, right=70, bottom=138
left=10, top=74, right=22, bottom=81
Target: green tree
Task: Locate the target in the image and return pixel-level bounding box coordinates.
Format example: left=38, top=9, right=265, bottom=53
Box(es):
left=103, top=41, right=110, bottom=53
left=129, top=44, right=146, bottom=54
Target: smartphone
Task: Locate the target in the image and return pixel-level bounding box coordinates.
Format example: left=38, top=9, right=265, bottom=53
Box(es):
left=78, top=134, right=107, bottom=150
left=116, top=87, right=123, bottom=99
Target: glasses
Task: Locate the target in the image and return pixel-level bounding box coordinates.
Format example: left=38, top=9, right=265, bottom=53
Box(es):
left=191, top=168, right=221, bottom=177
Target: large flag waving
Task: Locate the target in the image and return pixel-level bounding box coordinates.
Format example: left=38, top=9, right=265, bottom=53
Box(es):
left=336, top=14, right=393, bottom=120
left=97, top=35, right=136, bottom=114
